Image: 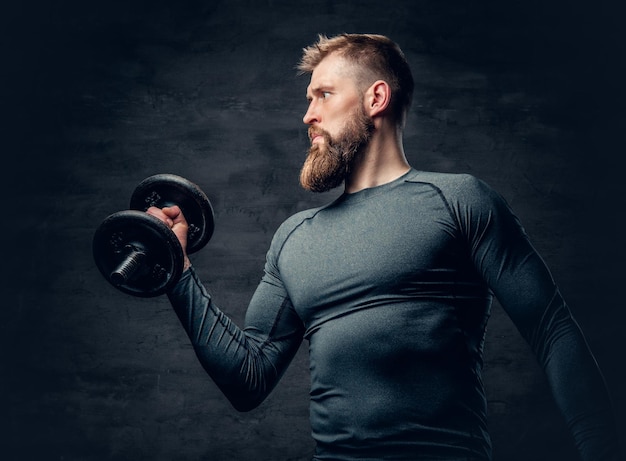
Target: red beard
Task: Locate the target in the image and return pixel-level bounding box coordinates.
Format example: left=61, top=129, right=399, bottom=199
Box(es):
left=300, top=106, right=374, bottom=193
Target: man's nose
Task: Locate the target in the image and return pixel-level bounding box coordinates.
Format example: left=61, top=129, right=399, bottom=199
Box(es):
left=303, top=101, right=319, bottom=125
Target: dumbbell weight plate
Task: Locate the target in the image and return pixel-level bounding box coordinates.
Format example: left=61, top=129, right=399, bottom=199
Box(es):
left=92, top=210, right=184, bottom=297
left=129, top=174, right=214, bottom=254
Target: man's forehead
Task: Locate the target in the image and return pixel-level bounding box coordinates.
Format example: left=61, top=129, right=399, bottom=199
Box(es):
left=306, top=54, right=354, bottom=92
left=313, top=53, right=351, bottom=77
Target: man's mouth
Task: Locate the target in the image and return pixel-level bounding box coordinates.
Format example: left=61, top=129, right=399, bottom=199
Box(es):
left=308, top=128, right=325, bottom=144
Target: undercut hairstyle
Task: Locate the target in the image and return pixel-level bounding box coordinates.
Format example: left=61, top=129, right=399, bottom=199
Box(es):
left=298, top=33, right=414, bottom=127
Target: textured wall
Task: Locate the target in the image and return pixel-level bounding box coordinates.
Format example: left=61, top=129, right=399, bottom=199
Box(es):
left=2, top=1, right=625, bottom=460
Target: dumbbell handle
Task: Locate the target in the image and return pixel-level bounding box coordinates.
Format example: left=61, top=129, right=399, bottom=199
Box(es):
left=110, top=247, right=146, bottom=286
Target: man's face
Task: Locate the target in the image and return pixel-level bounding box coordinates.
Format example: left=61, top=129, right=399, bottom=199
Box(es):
left=300, top=54, right=374, bottom=192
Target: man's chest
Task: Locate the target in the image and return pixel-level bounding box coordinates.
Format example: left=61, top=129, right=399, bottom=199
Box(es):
left=277, top=195, right=472, bottom=321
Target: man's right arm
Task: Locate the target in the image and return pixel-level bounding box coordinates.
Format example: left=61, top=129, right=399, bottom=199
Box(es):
left=147, top=204, right=306, bottom=411
left=167, top=266, right=305, bottom=412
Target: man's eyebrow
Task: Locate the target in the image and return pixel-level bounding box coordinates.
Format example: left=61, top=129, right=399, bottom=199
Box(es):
left=306, top=85, right=332, bottom=99
left=305, top=86, right=319, bottom=100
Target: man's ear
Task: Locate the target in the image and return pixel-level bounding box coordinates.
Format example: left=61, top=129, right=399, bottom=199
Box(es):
left=364, top=80, right=391, bottom=117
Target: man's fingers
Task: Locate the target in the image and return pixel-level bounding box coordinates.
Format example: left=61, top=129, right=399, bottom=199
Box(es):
left=162, top=206, right=188, bottom=226
left=146, top=206, right=174, bottom=227
left=162, top=205, right=181, bottom=218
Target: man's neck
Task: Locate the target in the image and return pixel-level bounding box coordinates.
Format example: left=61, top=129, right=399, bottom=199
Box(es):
left=344, top=129, right=410, bottom=194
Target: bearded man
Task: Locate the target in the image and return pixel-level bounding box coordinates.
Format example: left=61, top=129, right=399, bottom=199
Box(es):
left=148, top=34, right=621, bottom=461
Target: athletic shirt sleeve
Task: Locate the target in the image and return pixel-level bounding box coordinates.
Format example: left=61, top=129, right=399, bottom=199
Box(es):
left=166, top=223, right=305, bottom=411
left=448, top=175, right=621, bottom=461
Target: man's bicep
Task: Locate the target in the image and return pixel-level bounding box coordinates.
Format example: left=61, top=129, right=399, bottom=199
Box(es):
left=460, top=180, right=559, bottom=334
left=244, top=275, right=305, bottom=369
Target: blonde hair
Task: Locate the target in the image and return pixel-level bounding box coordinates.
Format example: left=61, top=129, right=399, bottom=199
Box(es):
left=298, top=34, right=414, bottom=126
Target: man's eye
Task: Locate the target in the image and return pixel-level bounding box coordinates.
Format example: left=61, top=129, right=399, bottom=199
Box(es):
left=321, top=92, right=331, bottom=99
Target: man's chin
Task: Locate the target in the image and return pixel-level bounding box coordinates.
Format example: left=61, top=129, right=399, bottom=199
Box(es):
left=299, top=169, right=345, bottom=193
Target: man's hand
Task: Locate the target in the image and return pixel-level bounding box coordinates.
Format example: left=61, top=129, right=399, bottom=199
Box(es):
left=146, top=205, right=192, bottom=271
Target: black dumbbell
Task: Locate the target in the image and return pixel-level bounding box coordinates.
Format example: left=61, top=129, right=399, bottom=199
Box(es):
left=93, top=174, right=214, bottom=297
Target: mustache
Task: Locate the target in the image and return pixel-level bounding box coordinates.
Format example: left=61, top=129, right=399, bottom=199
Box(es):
left=308, top=126, right=330, bottom=141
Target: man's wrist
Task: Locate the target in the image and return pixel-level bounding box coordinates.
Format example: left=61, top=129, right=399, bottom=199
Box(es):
left=182, top=256, right=191, bottom=272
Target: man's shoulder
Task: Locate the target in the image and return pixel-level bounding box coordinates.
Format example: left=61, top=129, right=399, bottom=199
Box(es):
left=270, top=205, right=325, bottom=244
left=407, top=170, right=515, bottom=225
left=405, top=170, right=493, bottom=199
left=406, top=169, right=479, bottom=186
left=282, top=206, right=323, bottom=228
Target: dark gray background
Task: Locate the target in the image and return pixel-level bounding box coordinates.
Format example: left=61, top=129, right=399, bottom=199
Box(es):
left=2, top=1, right=625, bottom=460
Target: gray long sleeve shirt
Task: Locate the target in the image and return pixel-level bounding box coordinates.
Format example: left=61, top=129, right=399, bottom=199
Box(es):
left=168, top=168, right=620, bottom=460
